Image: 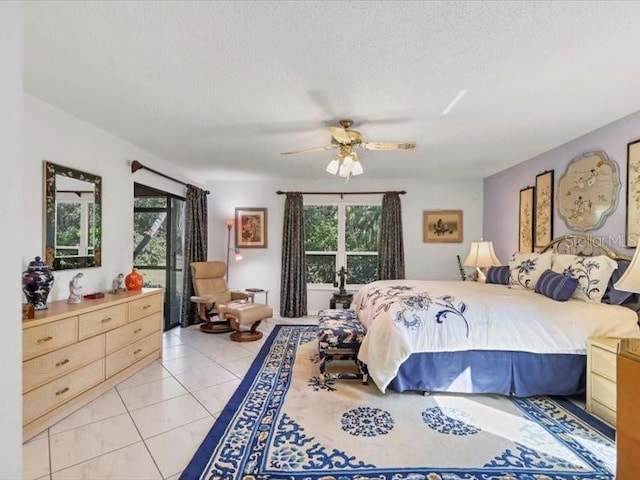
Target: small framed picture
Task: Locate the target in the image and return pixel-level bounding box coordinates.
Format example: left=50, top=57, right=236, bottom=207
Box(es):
left=519, top=186, right=535, bottom=253
left=235, top=207, right=267, bottom=248
left=423, top=210, right=463, bottom=243
left=626, top=139, right=640, bottom=247
left=534, top=170, right=554, bottom=248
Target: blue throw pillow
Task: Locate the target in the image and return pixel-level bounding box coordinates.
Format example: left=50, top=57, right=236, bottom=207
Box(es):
left=486, top=265, right=510, bottom=285
left=603, top=260, right=637, bottom=305
left=535, top=269, right=579, bottom=302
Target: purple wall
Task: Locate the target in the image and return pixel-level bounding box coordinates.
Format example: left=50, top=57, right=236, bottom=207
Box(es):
left=484, top=110, right=640, bottom=263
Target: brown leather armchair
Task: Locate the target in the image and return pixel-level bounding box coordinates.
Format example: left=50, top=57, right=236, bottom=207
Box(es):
left=190, top=261, right=272, bottom=341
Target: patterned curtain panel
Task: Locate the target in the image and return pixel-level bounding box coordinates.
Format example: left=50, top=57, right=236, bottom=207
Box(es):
left=378, top=192, right=405, bottom=280
left=180, top=185, right=208, bottom=327
left=280, top=192, right=308, bottom=318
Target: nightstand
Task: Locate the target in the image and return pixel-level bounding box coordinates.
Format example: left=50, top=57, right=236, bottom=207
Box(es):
left=586, top=337, right=621, bottom=427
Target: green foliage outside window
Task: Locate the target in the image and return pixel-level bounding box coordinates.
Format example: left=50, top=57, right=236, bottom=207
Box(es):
left=304, top=204, right=381, bottom=285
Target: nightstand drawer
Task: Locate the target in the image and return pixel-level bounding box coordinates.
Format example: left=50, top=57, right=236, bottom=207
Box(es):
left=592, top=374, right=617, bottom=411
left=591, top=399, right=616, bottom=426
left=591, top=345, right=617, bottom=381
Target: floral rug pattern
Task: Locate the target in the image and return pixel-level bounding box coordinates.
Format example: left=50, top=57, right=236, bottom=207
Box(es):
left=181, top=325, right=615, bottom=480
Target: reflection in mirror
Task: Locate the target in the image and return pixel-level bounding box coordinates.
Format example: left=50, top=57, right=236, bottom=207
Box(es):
left=44, top=161, right=102, bottom=270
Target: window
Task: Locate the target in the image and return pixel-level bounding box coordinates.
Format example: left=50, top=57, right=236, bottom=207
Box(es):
left=304, top=203, right=381, bottom=286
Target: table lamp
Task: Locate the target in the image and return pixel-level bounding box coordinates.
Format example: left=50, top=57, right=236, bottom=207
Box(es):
left=463, top=240, right=501, bottom=282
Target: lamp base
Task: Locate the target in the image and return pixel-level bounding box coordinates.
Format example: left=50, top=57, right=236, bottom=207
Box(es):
left=476, top=267, right=487, bottom=283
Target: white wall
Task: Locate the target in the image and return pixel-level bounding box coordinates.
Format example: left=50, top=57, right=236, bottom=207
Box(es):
left=1, top=4, right=24, bottom=477
left=206, top=177, right=484, bottom=314
left=23, top=95, right=198, bottom=302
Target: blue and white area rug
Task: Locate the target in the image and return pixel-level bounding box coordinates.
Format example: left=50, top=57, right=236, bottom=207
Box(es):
left=181, top=325, right=616, bottom=480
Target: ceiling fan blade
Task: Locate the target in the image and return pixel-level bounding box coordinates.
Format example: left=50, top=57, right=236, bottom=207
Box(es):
left=280, top=145, right=337, bottom=155
left=361, top=141, right=417, bottom=151
left=328, top=126, right=353, bottom=144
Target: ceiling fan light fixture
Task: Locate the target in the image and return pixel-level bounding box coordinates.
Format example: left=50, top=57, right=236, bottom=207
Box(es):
left=326, top=158, right=340, bottom=175
left=352, top=160, right=364, bottom=176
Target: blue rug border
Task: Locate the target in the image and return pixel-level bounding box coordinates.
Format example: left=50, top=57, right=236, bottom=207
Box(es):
left=180, top=324, right=616, bottom=479
left=181, top=324, right=303, bottom=480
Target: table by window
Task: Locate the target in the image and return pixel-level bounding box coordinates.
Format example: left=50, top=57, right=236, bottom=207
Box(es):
left=330, top=292, right=354, bottom=309
left=245, top=288, right=269, bottom=304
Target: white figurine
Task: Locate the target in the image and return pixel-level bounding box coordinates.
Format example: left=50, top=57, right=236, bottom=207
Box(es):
left=68, top=273, right=84, bottom=304
left=111, top=273, right=126, bottom=294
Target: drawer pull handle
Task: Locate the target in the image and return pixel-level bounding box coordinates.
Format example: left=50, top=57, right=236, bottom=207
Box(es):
left=55, top=387, right=70, bottom=396
left=134, top=348, right=143, bottom=355
left=142, top=304, right=152, bottom=309
left=37, top=336, right=53, bottom=344
left=133, top=328, right=143, bottom=334
left=55, top=359, right=70, bottom=367
left=101, top=317, right=112, bottom=323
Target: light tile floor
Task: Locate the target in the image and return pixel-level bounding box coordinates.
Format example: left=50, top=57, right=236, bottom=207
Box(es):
left=23, top=315, right=318, bottom=480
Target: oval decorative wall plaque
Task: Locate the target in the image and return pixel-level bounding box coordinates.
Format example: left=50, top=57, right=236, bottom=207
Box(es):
left=557, top=151, right=620, bottom=232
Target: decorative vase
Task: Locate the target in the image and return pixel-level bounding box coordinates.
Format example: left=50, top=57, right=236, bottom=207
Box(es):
left=125, top=268, right=144, bottom=291
left=22, top=256, right=54, bottom=311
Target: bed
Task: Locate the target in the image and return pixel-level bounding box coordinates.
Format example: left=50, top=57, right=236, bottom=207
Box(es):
left=352, top=235, right=640, bottom=396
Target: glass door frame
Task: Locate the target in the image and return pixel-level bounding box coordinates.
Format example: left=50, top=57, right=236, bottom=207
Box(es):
left=133, top=183, right=185, bottom=331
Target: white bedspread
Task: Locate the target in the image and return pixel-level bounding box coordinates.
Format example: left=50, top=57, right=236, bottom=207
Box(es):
left=352, top=280, right=640, bottom=392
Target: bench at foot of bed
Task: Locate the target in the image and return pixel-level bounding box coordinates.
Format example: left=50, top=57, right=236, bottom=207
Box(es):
left=317, top=309, right=368, bottom=384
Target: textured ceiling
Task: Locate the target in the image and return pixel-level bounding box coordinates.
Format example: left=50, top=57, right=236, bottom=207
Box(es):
left=23, top=1, right=640, bottom=181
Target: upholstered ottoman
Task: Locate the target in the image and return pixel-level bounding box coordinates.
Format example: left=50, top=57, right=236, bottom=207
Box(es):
left=219, top=301, right=272, bottom=342
left=317, top=309, right=368, bottom=383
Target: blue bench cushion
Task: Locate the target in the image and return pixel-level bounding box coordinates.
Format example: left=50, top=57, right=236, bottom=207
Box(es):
left=317, top=310, right=368, bottom=382
left=317, top=309, right=356, bottom=320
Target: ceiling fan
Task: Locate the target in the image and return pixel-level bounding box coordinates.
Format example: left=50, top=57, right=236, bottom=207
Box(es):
left=280, top=119, right=416, bottom=179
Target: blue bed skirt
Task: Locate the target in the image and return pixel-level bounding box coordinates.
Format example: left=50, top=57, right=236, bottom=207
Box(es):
left=388, top=350, right=587, bottom=397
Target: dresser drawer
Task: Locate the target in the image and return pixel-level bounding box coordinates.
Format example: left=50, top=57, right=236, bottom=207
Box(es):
left=105, top=312, right=162, bottom=354
left=591, top=399, right=616, bottom=426
left=106, top=332, right=161, bottom=377
left=591, top=345, right=617, bottom=381
left=128, top=294, right=163, bottom=322
left=592, top=373, right=617, bottom=411
left=23, top=358, right=105, bottom=424
left=78, top=304, right=127, bottom=340
left=23, top=334, right=105, bottom=393
left=23, top=316, right=78, bottom=361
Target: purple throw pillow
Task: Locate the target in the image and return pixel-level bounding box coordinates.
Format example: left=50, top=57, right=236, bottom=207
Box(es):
left=535, top=269, right=579, bottom=302
left=486, top=265, right=510, bottom=285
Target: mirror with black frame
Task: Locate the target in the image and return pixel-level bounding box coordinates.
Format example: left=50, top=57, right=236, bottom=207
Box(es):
left=44, top=161, right=102, bottom=270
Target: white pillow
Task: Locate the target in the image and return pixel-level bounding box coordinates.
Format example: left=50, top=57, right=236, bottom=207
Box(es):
left=551, top=254, right=618, bottom=303
left=509, top=251, right=553, bottom=290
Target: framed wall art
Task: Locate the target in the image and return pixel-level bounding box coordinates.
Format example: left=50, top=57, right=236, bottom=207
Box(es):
left=519, top=186, right=535, bottom=253
left=235, top=207, right=268, bottom=248
left=423, top=210, right=463, bottom=243
left=534, top=170, right=554, bottom=248
left=626, top=139, right=640, bottom=247
left=556, top=150, right=620, bottom=232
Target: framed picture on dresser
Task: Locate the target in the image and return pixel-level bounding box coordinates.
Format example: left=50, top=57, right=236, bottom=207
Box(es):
left=519, top=186, right=535, bottom=253
left=534, top=170, right=554, bottom=248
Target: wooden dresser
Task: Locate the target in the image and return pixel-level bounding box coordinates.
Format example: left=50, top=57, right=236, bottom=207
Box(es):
left=617, top=338, right=640, bottom=480
left=22, top=288, right=164, bottom=441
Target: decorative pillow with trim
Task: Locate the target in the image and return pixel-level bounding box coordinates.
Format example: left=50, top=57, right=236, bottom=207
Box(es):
left=603, top=260, right=637, bottom=305
left=486, top=265, right=510, bottom=285
left=508, top=251, right=553, bottom=290
left=551, top=254, right=618, bottom=303
left=534, top=269, right=580, bottom=302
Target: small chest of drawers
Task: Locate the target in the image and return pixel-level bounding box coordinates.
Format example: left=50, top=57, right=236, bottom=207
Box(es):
left=586, top=337, right=621, bottom=427
left=22, top=289, right=164, bottom=441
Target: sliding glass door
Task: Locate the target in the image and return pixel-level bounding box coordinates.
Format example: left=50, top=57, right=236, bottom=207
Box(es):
left=133, top=183, right=185, bottom=330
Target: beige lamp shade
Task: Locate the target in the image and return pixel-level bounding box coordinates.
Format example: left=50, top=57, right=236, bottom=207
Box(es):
left=614, top=247, right=640, bottom=293
left=463, top=240, right=501, bottom=268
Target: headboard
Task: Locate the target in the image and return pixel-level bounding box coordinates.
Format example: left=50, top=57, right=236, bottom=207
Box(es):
left=540, top=234, right=631, bottom=262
